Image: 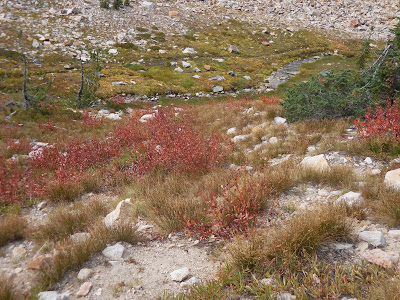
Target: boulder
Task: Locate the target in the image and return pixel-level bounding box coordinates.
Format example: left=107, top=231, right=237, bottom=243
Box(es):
left=182, top=48, right=197, bottom=54
left=38, top=291, right=70, bottom=300
left=362, top=249, right=395, bottom=268
left=102, top=243, right=125, bottom=260
left=170, top=267, right=189, bottom=282
left=227, top=127, right=237, bottom=135
left=180, top=276, right=199, bottom=289
left=300, top=154, right=330, bottom=173
left=212, top=86, right=223, bottom=93
left=336, top=192, right=364, bottom=206
left=104, top=198, right=133, bottom=228
left=204, top=65, right=214, bottom=71
left=76, top=282, right=92, bottom=298
left=182, top=61, right=192, bottom=68
left=273, top=116, right=287, bottom=125
left=208, top=75, right=225, bottom=81
left=384, top=168, right=400, bottom=191
left=228, top=45, right=240, bottom=54
left=77, top=268, right=93, bottom=281
left=359, top=231, right=385, bottom=247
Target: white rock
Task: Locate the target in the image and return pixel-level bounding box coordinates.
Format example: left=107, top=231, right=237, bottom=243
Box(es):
left=336, top=192, right=364, bottom=206
left=269, top=137, right=278, bottom=144
left=106, top=113, right=122, bottom=120
left=182, top=47, right=197, bottom=54
left=388, top=230, right=400, bottom=238
left=276, top=292, right=296, bottom=300
left=141, top=1, right=154, bottom=10
left=243, top=75, right=252, bottom=80
left=182, top=61, right=192, bottom=68
left=77, top=268, right=93, bottom=281
left=300, top=154, right=330, bottom=173
left=371, top=169, right=381, bottom=175
left=32, top=39, right=40, bottom=48
left=102, top=243, right=125, bottom=260
left=260, top=278, right=274, bottom=285
left=94, top=288, right=102, bottom=296
left=70, top=232, right=91, bottom=243
left=364, top=157, right=373, bottom=164
left=274, top=116, right=287, bottom=124
left=174, top=67, right=184, bottom=73
left=98, top=109, right=110, bottom=115
left=159, top=49, right=166, bottom=54
left=359, top=231, right=385, bottom=247
left=231, top=134, right=251, bottom=143
left=104, top=199, right=133, bottom=227
left=333, top=243, right=353, bottom=250
left=108, top=48, right=118, bottom=55
left=38, top=291, right=70, bottom=300
left=226, top=127, right=237, bottom=135
left=170, top=267, right=189, bottom=282
left=180, top=276, right=199, bottom=288
left=384, top=168, right=400, bottom=191
left=140, top=113, right=155, bottom=123
left=193, top=75, right=201, bottom=79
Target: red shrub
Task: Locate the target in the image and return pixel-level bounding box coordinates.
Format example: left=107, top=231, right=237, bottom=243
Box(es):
left=37, top=119, right=56, bottom=132
left=355, top=101, right=400, bottom=141
left=260, top=95, right=282, bottom=105
left=0, top=158, right=43, bottom=205
left=6, top=137, right=31, bottom=155
left=184, top=177, right=276, bottom=239
left=133, top=109, right=227, bottom=174
left=82, top=111, right=103, bottom=128
left=109, top=95, right=126, bottom=104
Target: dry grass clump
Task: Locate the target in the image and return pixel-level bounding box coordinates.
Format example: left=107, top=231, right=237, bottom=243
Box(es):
left=368, top=276, right=400, bottom=300
left=37, top=222, right=137, bottom=289
left=228, top=203, right=351, bottom=271
left=31, top=197, right=112, bottom=243
left=361, top=181, right=400, bottom=226
left=0, top=274, right=19, bottom=300
left=292, top=118, right=350, bottom=136
left=298, top=165, right=357, bottom=188
left=0, top=215, right=26, bottom=247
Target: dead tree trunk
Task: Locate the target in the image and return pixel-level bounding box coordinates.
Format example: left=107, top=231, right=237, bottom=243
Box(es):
left=76, top=58, right=84, bottom=107
left=22, top=55, right=35, bottom=109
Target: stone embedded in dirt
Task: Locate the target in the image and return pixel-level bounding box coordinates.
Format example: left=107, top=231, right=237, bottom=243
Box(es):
left=244, top=75, right=252, bottom=80
left=102, top=243, right=125, bottom=260
left=333, top=243, right=353, bottom=250
left=32, top=39, right=40, bottom=48
left=228, top=70, right=237, bottom=77
left=12, top=246, right=27, bottom=259
left=349, top=19, right=360, bottom=28
left=231, top=134, right=251, bottom=143
left=300, top=154, right=330, bottom=173
left=228, top=45, right=240, bottom=54
left=388, top=230, right=400, bottom=239
left=76, top=282, right=92, bottom=298
left=94, top=288, right=102, bottom=296
left=336, top=192, right=364, bottom=206
left=106, top=113, right=122, bottom=121
left=276, top=292, right=296, bottom=300
left=269, top=137, right=278, bottom=144
left=77, top=268, right=93, bottom=281
left=38, top=291, right=70, bottom=300
left=70, top=232, right=91, bottom=243
left=204, top=65, right=214, bottom=71
left=108, top=48, right=118, bottom=55
left=180, top=276, right=199, bottom=289
left=384, top=168, right=400, bottom=191
left=141, top=1, right=154, bottom=11
left=170, top=267, right=190, bottom=282
left=169, top=11, right=178, bottom=17
left=137, top=224, right=154, bottom=232
left=227, top=127, right=237, bottom=135
left=359, top=231, right=385, bottom=247
left=362, top=249, right=394, bottom=268
left=208, top=75, right=225, bottom=81
left=140, top=113, right=155, bottom=122
left=27, top=255, right=52, bottom=270
left=104, top=198, right=133, bottom=228
left=174, top=67, right=184, bottom=73
left=193, top=67, right=201, bottom=72
left=182, top=61, right=192, bottom=68
left=274, top=116, right=287, bottom=124
left=182, top=47, right=197, bottom=54
left=261, top=278, right=274, bottom=285
left=364, top=157, right=373, bottom=164
left=212, top=86, right=223, bottom=93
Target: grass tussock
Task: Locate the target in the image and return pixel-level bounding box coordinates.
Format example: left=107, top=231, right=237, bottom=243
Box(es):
left=36, top=222, right=137, bottom=289
left=228, top=203, right=351, bottom=271
left=368, top=276, right=400, bottom=300
left=0, top=215, right=26, bottom=247
left=361, top=181, right=400, bottom=226
left=0, top=275, right=19, bottom=300
left=298, top=164, right=357, bottom=188
left=30, top=197, right=112, bottom=243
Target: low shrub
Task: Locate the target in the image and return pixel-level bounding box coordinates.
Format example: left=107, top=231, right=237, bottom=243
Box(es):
left=0, top=214, right=26, bottom=247
left=282, top=70, right=377, bottom=122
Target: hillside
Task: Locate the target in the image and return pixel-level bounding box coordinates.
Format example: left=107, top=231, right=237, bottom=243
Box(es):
left=1, top=1, right=400, bottom=300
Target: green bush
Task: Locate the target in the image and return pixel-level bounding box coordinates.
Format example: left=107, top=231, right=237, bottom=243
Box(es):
left=100, top=0, right=109, bottom=8
left=282, top=70, right=378, bottom=122
left=113, top=0, right=122, bottom=9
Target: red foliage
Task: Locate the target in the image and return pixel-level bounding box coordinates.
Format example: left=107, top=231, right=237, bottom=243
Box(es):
left=259, top=95, right=282, bottom=105
left=6, top=137, right=31, bottom=155
left=184, top=177, right=276, bottom=239
left=0, top=158, right=43, bottom=205
left=109, top=95, right=126, bottom=104
left=355, top=101, right=400, bottom=141
left=82, top=111, right=103, bottom=128
left=133, top=109, right=227, bottom=174
left=37, top=119, right=56, bottom=132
